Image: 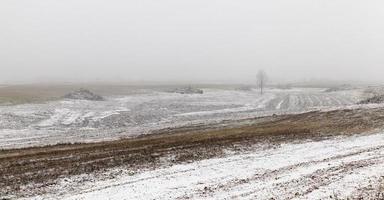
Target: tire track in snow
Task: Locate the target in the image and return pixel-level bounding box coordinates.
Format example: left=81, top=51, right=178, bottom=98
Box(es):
left=190, top=145, right=384, bottom=199
left=226, top=150, right=384, bottom=200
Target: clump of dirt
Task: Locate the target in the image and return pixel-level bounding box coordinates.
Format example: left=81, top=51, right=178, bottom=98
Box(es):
left=358, top=95, right=384, bottom=104
left=168, top=86, right=203, bottom=94
left=63, top=89, right=104, bottom=101
left=324, top=84, right=352, bottom=92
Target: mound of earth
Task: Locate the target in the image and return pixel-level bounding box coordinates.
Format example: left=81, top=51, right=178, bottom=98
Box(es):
left=274, top=84, right=292, bottom=90
left=324, top=88, right=343, bottom=92
left=324, top=84, right=352, bottom=92
left=235, top=85, right=253, bottom=91
left=63, top=89, right=104, bottom=101
left=169, top=86, right=203, bottom=94
left=358, top=95, right=384, bottom=104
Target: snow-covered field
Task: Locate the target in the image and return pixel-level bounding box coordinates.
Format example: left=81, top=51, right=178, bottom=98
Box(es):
left=3, top=86, right=384, bottom=200
left=0, top=88, right=363, bottom=149
left=33, top=131, right=384, bottom=200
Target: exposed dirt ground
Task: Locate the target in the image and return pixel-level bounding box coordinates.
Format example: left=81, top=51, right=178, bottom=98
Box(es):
left=1, top=107, right=384, bottom=198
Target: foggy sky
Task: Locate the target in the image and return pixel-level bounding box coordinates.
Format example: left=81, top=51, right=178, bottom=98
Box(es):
left=1, top=0, right=384, bottom=84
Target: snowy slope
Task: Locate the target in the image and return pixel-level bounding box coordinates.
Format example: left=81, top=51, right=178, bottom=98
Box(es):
left=33, top=132, right=384, bottom=200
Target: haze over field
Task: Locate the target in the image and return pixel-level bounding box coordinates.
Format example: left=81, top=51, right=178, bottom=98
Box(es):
left=3, top=1, right=384, bottom=199
left=1, top=0, right=384, bottom=83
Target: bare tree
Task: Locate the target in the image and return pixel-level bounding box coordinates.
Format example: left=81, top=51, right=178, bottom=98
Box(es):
left=256, top=70, right=267, bottom=95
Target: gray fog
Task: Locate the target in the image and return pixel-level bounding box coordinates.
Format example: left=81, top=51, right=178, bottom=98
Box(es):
left=1, top=0, right=384, bottom=84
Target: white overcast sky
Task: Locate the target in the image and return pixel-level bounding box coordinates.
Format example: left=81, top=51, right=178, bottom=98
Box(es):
left=1, top=0, right=384, bottom=83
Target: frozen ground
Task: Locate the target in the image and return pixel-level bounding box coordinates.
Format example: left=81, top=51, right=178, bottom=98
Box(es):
left=32, top=131, right=384, bottom=200
left=0, top=87, right=363, bottom=149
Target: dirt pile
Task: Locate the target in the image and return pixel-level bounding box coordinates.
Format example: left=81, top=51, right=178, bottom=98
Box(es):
left=324, top=84, right=352, bottom=92
left=169, top=86, right=203, bottom=94
left=235, top=85, right=253, bottom=91
left=358, top=95, right=384, bottom=104
left=274, top=84, right=292, bottom=90
left=63, top=89, right=104, bottom=101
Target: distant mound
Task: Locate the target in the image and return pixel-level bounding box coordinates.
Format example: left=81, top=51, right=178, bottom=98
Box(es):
left=324, top=85, right=352, bottom=93
left=63, top=89, right=104, bottom=101
left=324, top=87, right=343, bottom=92
left=168, top=86, right=203, bottom=94
left=235, top=85, right=253, bottom=91
left=358, top=95, right=384, bottom=104
left=274, top=84, right=292, bottom=90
